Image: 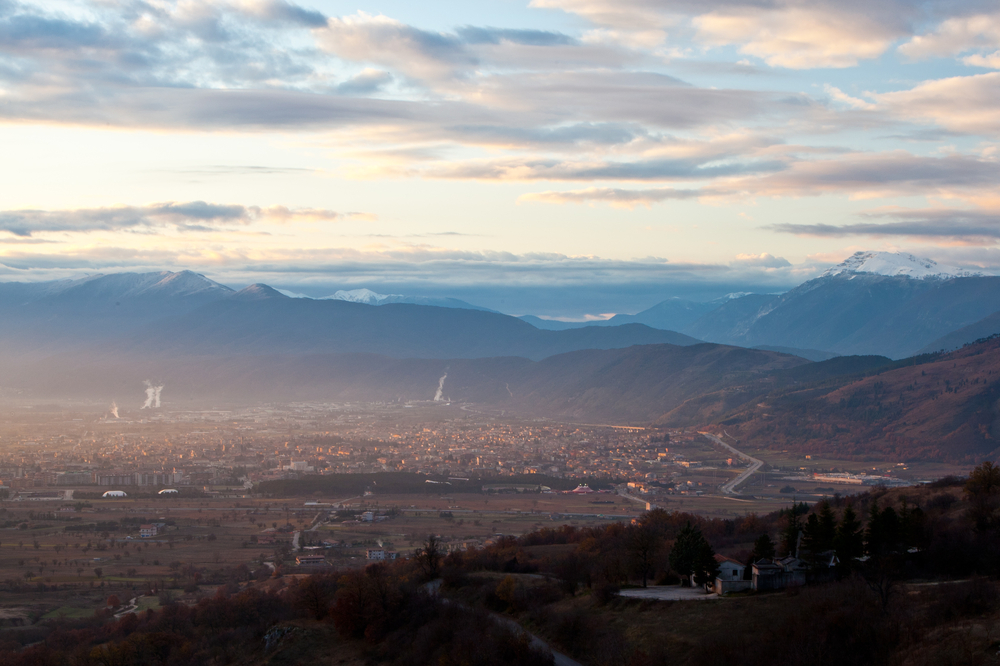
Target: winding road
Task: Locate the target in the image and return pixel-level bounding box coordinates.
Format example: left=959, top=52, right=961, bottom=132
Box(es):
left=699, top=432, right=763, bottom=495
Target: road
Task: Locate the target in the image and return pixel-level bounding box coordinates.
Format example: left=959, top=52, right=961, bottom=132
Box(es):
left=619, top=586, right=718, bottom=601
left=429, top=581, right=582, bottom=666
left=700, top=432, right=763, bottom=495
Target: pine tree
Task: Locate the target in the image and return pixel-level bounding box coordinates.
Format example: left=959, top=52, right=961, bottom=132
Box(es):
left=780, top=509, right=801, bottom=557
left=834, top=504, right=864, bottom=563
left=865, top=499, right=883, bottom=555
left=750, top=533, right=775, bottom=563
left=692, top=538, right=720, bottom=588
left=801, top=513, right=822, bottom=562
left=669, top=522, right=698, bottom=583
left=669, top=522, right=718, bottom=587
left=817, top=501, right=837, bottom=553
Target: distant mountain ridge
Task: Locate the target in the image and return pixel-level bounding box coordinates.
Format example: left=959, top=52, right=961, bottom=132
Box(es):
left=677, top=254, right=1000, bottom=358
left=0, top=271, right=701, bottom=362
left=278, top=286, right=496, bottom=312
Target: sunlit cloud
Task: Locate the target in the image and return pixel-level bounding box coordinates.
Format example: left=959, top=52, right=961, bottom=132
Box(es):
left=0, top=203, right=367, bottom=237
left=519, top=186, right=705, bottom=208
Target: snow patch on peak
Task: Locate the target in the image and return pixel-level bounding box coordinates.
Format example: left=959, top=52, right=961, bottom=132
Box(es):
left=822, top=251, right=980, bottom=280
left=323, top=288, right=401, bottom=305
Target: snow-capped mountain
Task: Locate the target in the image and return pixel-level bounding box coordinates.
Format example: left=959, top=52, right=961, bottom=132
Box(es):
left=822, top=251, right=980, bottom=280
left=324, top=288, right=399, bottom=305
left=685, top=251, right=1000, bottom=357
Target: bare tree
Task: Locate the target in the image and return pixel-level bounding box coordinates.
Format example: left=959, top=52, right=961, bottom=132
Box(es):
left=414, top=534, right=443, bottom=581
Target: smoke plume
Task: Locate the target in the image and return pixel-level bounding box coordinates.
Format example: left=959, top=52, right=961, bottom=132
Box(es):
left=434, top=372, right=447, bottom=402
left=142, top=381, right=164, bottom=409
left=110, top=401, right=119, bottom=419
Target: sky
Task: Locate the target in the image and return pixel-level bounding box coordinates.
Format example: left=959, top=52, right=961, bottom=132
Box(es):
left=1, top=0, right=1000, bottom=317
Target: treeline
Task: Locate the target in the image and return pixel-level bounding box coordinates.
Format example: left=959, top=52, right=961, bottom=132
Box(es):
left=2, top=463, right=997, bottom=666
left=256, top=472, right=614, bottom=497
left=0, top=565, right=555, bottom=666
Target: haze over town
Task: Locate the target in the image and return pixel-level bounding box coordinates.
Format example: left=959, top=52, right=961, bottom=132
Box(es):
left=0, top=1, right=999, bottom=665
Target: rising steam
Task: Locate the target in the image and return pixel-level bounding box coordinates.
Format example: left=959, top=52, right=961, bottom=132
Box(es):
left=141, top=381, right=163, bottom=409
left=109, top=401, right=119, bottom=419
left=434, top=372, right=447, bottom=402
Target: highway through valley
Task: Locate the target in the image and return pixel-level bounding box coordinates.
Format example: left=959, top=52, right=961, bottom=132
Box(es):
left=699, top=432, right=764, bottom=495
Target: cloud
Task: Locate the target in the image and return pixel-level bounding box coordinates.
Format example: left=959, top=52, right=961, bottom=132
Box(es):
left=239, top=0, right=328, bottom=27
left=731, top=252, right=792, bottom=268
left=729, top=150, right=1000, bottom=199
left=0, top=243, right=799, bottom=289
left=422, top=155, right=785, bottom=182
left=0, top=203, right=363, bottom=237
left=767, top=207, right=1000, bottom=243
left=335, top=68, right=394, bottom=95
left=963, top=51, right=1000, bottom=68
left=532, top=0, right=915, bottom=68
left=874, top=72, right=1000, bottom=134
left=693, top=6, right=901, bottom=69
left=898, top=12, right=1000, bottom=60
left=519, top=186, right=704, bottom=208
left=315, top=12, right=476, bottom=82
left=455, top=26, right=576, bottom=47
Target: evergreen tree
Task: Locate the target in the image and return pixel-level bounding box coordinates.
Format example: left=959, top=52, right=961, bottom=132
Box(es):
left=669, top=522, right=698, bottom=583
left=669, top=522, right=718, bottom=587
left=817, top=501, right=837, bottom=552
left=780, top=509, right=801, bottom=557
left=865, top=499, right=883, bottom=555
left=834, top=504, right=864, bottom=563
left=692, top=538, right=720, bottom=588
left=801, top=513, right=822, bottom=562
left=879, top=506, right=900, bottom=553
left=750, top=533, right=775, bottom=562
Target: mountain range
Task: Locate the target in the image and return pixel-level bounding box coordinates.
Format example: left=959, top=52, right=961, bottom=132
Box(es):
left=522, top=252, right=1000, bottom=360
left=1, top=254, right=999, bottom=462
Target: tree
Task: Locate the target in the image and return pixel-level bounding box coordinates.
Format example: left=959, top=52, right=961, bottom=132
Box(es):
left=816, top=501, right=837, bottom=552
left=414, top=534, right=442, bottom=581
left=94, top=567, right=103, bottom=579
left=866, top=500, right=901, bottom=556
left=750, top=533, right=776, bottom=563
left=965, top=460, right=1000, bottom=532
left=780, top=509, right=801, bottom=557
left=835, top=504, right=864, bottom=564
left=626, top=509, right=669, bottom=587
left=669, top=522, right=718, bottom=588
left=692, top=538, right=720, bottom=588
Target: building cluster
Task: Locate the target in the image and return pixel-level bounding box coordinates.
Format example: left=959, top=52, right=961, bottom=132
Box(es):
left=0, top=404, right=704, bottom=493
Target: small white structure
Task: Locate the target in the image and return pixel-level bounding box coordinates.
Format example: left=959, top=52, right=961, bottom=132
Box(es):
left=102, top=490, right=127, bottom=498
left=712, top=555, right=751, bottom=595
left=360, top=511, right=374, bottom=522
left=157, top=489, right=179, bottom=495
left=366, top=549, right=398, bottom=561
left=139, top=524, right=157, bottom=538
left=296, top=554, right=328, bottom=567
